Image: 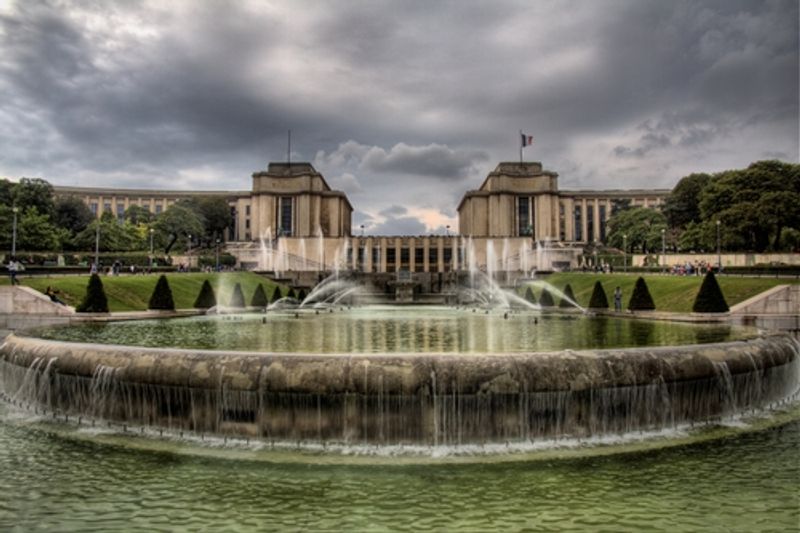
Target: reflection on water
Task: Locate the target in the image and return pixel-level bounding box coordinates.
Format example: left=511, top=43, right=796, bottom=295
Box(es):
left=32, top=307, right=751, bottom=353
left=0, top=410, right=797, bottom=531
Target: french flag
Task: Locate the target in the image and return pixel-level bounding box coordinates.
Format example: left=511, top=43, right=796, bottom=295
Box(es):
left=521, top=133, right=533, bottom=147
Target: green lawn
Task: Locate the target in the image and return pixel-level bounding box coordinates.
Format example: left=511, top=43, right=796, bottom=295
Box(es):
left=526, top=273, right=798, bottom=313
left=12, top=272, right=286, bottom=312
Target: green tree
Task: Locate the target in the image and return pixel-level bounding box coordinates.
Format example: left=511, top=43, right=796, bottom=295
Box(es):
left=55, top=196, right=94, bottom=236
left=271, top=286, right=282, bottom=304
left=606, top=207, right=668, bottom=253
left=193, top=279, right=216, bottom=309
left=698, top=161, right=800, bottom=252
left=692, top=271, right=729, bottom=313
left=17, top=207, right=66, bottom=251
left=12, top=178, right=55, bottom=218
left=229, top=283, right=245, bottom=308
left=74, top=213, right=144, bottom=252
left=559, top=284, right=577, bottom=308
left=125, top=205, right=154, bottom=226
left=148, top=275, right=175, bottom=310
left=153, top=204, right=204, bottom=253
left=663, top=173, right=711, bottom=229
left=628, top=277, right=656, bottom=311
left=524, top=287, right=536, bottom=304
left=538, top=287, right=555, bottom=307
left=251, top=284, right=269, bottom=307
left=0, top=179, right=14, bottom=206
left=76, top=274, right=109, bottom=313
left=588, top=281, right=609, bottom=309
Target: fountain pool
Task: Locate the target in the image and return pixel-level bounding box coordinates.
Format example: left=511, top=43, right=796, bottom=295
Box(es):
left=1, top=306, right=798, bottom=450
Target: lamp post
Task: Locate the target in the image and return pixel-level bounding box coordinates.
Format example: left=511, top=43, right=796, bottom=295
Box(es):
left=661, top=228, right=666, bottom=274
left=187, top=234, right=192, bottom=271
left=716, top=219, right=721, bottom=272
left=360, top=224, right=365, bottom=236
left=446, top=225, right=450, bottom=236
left=215, top=238, right=220, bottom=272
left=11, top=206, right=19, bottom=257
left=149, top=228, right=154, bottom=269
left=622, top=233, right=627, bottom=273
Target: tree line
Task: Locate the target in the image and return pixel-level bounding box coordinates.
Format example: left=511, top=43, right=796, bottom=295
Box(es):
left=605, top=160, right=799, bottom=254
left=0, top=178, right=231, bottom=253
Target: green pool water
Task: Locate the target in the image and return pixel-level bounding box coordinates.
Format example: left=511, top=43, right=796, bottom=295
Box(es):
left=0, top=406, right=797, bottom=531
left=32, top=306, right=751, bottom=353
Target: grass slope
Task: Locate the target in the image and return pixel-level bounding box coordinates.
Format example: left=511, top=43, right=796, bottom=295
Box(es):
left=17, top=272, right=284, bottom=312
left=527, top=273, right=797, bottom=313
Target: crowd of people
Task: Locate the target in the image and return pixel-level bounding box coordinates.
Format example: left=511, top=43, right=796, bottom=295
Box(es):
left=670, top=260, right=717, bottom=276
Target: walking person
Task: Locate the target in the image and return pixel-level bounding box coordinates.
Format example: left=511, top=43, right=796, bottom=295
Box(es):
left=614, top=286, right=623, bottom=312
left=7, top=257, right=20, bottom=285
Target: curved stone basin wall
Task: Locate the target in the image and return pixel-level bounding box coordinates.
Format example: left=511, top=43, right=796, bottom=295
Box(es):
left=0, top=334, right=798, bottom=446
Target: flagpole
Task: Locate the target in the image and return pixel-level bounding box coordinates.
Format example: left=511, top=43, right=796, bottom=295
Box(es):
left=287, top=129, right=291, bottom=166
left=519, top=129, right=523, bottom=165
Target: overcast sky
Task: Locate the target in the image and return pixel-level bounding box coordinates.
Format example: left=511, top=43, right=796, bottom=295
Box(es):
left=1, top=0, right=797, bottom=234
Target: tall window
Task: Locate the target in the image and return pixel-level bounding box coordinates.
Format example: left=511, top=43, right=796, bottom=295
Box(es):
left=518, top=197, right=531, bottom=236
left=428, top=247, right=438, bottom=272
left=386, top=248, right=396, bottom=271
left=587, top=205, right=594, bottom=243
left=90, top=203, right=98, bottom=216
left=280, top=197, right=292, bottom=236
left=103, top=202, right=112, bottom=214
left=415, top=247, right=425, bottom=272
left=559, top=203, right=566, bottom=241
left=443, top=247, right=452, bottom=272
left=116, top=203, right=125, bottom=223
left=574, top=206, right=582, bottom=241
left=372, top=246, right=380, bottom=272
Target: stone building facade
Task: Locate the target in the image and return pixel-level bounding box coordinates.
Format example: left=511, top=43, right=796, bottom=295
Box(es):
left=53, top=160, right=669, bottom=273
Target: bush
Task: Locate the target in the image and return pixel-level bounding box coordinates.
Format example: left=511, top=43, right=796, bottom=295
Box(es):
left=588, top=281, right=609, bottom=309
left=559, top=284, right=577, bottom=308
left=148, top=275, right=175, bottom=310
left=628, top=277, right=656, bottom=311
left=297, top=288, right=307, bottom=302
left=271, top=286, right=282, bottom=304
left=198, top=254, right=237, bottom=268
left=76, top=274, right=109, bottom=313
left=287, top=288, right=297, bottom=300
left=251, top=284, right=269, bottom=307
left=193, top=279, right=216, bottom=309
left=692, top=271, right=729, bottom=313
left=229, top=283, right=245, bottom=308
left=524, top=287, right=536, bottom=304
left=538, top=287, right=555, bottom=307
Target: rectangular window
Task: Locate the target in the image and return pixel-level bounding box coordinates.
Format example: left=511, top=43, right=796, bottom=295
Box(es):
left=518, top=197, right=530, bottom=236
left=559, top=203, right=566, bottom=241
left=587, top=205, right=594, bottom=243
left=245, top=205, right=251, bottom=216
left=358, top=246, right=366, bottom=271
left=386, top=247, right=396, bottom=271
left=415, top=247, right=424, bottom=272
left=400, top=247, right=409, bottom=266
left=443, top=247, right=452, bottom=272
left=428, top=247, right=438, bottom=270
left=574, top=206, right=582, bottom=241
left=245, top=219, right=250, bottom=229
left=280, top=197, right=292, bottom=236
left=599, top=205, right=607, bottom=242
left=104, top=202, right=112, bottom=214
left=90, top=202, right=98, bottom=215
left=155, top=204, right=163, bottom=214
left=116, top=203, right=125, bottom=222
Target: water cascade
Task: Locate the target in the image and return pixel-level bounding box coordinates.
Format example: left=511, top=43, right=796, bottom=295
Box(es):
left=1, top=334, right=797, bottom=447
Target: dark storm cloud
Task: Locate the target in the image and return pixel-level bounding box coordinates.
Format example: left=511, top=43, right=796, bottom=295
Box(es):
left=0, top=0, right=796, bottom=231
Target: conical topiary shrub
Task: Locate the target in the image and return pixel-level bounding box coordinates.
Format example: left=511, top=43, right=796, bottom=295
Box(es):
left=588, top=281, right=609, bottom=309
left=77, top=273, right=109, bottom=313
left=692, top=271, right=729, bottom=313
left=193, top=279, right=216, bottom=309
left=229, top=283, right=245, bottom=308
left=524, top=287, right=536, bottom=304
left=271, top=286, right=282, bottom=304
left=628, top=277, right=656, bottom=311
left=559, top=284, right=577, bottom=308
left=251, top=284, right=268, bottom=307
left=148, top=275, right=175, bottom=310
left=297, top=288, right=307, bottom=302
left=287, top=288, right=297, bottom=300
left=538, top=287, right=555, bottom=307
